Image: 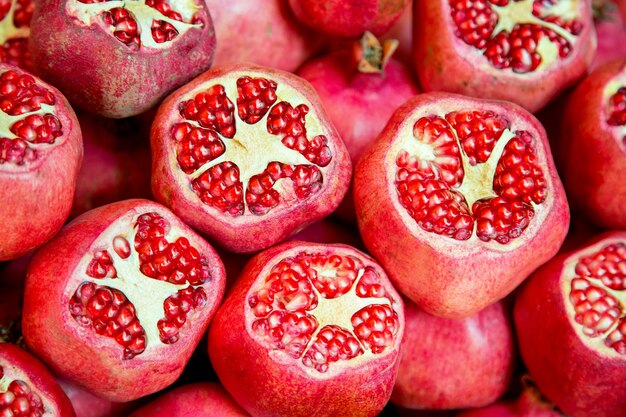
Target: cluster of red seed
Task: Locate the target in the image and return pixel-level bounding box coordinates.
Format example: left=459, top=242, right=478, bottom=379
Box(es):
left=0, top=375, right=45, bottom=417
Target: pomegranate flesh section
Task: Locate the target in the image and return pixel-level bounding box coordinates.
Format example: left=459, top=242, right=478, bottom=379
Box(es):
left=0, top=0, right=32, bottom=70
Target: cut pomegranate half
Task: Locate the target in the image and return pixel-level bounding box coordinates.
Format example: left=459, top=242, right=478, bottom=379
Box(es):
left=21, top=199, right=226, bottom=402
left=354, top=92, right=569, bottom=318
left=208, top=241, right=404, bottom=417
left=515, top=231, right=626, bottom=417
left=151, top=64, right=352, bottom=253
left=0, top=0, right=33, bottom=70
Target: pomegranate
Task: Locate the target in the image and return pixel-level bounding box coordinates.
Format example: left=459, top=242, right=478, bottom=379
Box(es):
left=207, top=0, right=318, bottom=72
left=382, top=1, right=413, bottom=65
left=514, top=231, right=626, bottom=417
left=0, top=64, right=83, bottom=262
left=391, top=300, right=516, bottom=410
left=560, top=58, right=626, bottom=229
left=413, top=0, right=596, bottom=113
left=0, top=343, right=75, bottom=417
left=127, top=382, right=248, bottom=417
left=288, top=0, right=411, bottom=38
left=592, top=0, right=626, bottom=70
left=0, top=0, right=33, bottom=70
left=298, top=32, right=419, bottom=223
left=151, top=64, right=352, bottom=253
left=70, top=111, right=152, bottom=219
left=21, top=199, right=226, bottom=402
left=28, top=0, right=216, bottom=119
left=208, top=241, right=405, bottom=417
left=354, top=92, right=569, bottom=318
left=57, top=378, right=138, bottom=417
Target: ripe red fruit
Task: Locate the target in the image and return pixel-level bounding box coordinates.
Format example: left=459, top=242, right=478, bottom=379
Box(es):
left=354, top=92, right=569, bottom=318
left=208, top=241, right=405, bottom=417
left=0, top=0, right=33, bottom=70
left=151, top=64, right=352, bottom=253
left=592, top=0, right=626, bottom=70
left=0, top=64, right=82, bottom=262
left=29, top=0, right=216, bottom=118
left=413, top=0, right=596, bottom=112
left=391, top=300, right=515, bottom=410
left=22, top=199, right=226, bottom=401
left=127, top=383, right=247, bottom=417
left=0, top=343, right=76, bottom=417
left=560, top=58, right=626, bottom=229
left=57, top=378, right=138, bottom=417
left=514, top=231, right=626, bottom=417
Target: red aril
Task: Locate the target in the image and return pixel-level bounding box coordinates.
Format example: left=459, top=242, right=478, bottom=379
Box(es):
left=354, top=92, right=569, bottom=318
left=0, top=64, right=82, bottom=262
left=0, top=0, right=33, bottom=70
left=0, top=343, right=75, bottom=417
left=29, top=0, right=216, bottom=118
left=560, top=58, right=626, bottom=229
left=127, top=382, right=247, bottom=417
left=21, top=199, right=226, bottom=402
left=592, top=0, right=626, bottom=70
left=514, top=231, right=626, bottom=417
left=208, top=241, right=404, bottom=417
left=151, top=64, right=352, bottom=253
left=298, top=32, right=419, bottom=223
left=413, top=0, right=596, bottom=112
left=391, top=300, right=515, bottom=410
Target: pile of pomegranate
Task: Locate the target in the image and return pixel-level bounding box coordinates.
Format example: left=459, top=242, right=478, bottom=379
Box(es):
left=1, top=0, right=625, bottom=416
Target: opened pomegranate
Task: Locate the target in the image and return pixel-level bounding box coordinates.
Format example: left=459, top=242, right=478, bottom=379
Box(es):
left=592, top=0, right=626, bottom=70
left=0, top=343, right=75, bottom=417
left=208, top=241, right=404, bottom=417
left=0, top=64, right=82, bottom=262
left=0, top=0, right=32, bottom=70
left=151, top=64, right=352, bottom=253
left=207, top=0, right=318, bottom=72
left=514, top=231, right=626, bottom=417
left=21, top=199, right=226, bottom=402
left=391, top=300, right=515, bottom=410
left=127, top=383, right=247, bottom=417
left=560, top=58, right=626, bottom=229
left=354, top=92, right=569, bottom=318
left=413, top=0, right=596, bottom=112
left=29, top=0, right=216, bottom=118
left=288, top=0, right=410, bottom=37
left=298, top=32, right=419, bottom=223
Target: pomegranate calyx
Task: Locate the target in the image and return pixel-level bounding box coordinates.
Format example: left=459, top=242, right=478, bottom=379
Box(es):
left=353, top=31, right=398, bottom=74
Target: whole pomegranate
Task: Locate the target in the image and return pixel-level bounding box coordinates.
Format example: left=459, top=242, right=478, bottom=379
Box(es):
left=514, top=231, right=626, bottom=417
left=354, top=92, right=569, bottom=318
left=0, top=64, right=82, bottom=262
left=592, top=0, right=626, bottom=70
left=560, top=58, right=626, bottom=229
left=288, top=0, right=411, bottom=38
left=0, top=0, right=33, bottom=69
left=208, top=241, right=405, bottom=417
left=207, top=0, right=318, bottom=72
left=29, top=0, right=216, bottom=118
left=0, top=343, right=76, bottom=417
left=413, top=0, right=597, bottom=112
left=391, top=300, right=515, bottom=410
left=22, top=199, right=226, bottom=402
left=127, top=383, right=248, bottom=417
left=151, top=64, right=352, bottom=253
left=298, top=32, right=419, bottom=223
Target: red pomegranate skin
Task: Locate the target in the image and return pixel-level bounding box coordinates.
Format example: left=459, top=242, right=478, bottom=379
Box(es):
left=457, top=384, right=563, bottom=417
left=592, top=1, right=626, bottom=70
left=560, top=58, right=626, bottom=229
left=21, top=199, right=226, bottom=402
left=207, top=0, right=318, bottom=72
left=208, top=241, right=405, bottom=417
left=0, top=343, right=76, bottom=417
left=354, top=92, right=569, bottom=318
left=0, top=64, right=83, bottom=262
left=514, top=231, right=626, bottom=417
left=28, top=0, right=216, bottom=118
left=58, top=377, right=139, bottom=417
left=413, top=0, right=597, bottom=113
left=127, top=383, right=248, bottom=417
left=151, top=64, right=352, bottom=254
left=391, top=300, right=515, bottom=410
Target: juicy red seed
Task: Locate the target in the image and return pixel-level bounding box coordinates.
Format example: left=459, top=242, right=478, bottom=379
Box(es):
left=608, top=87, right=626, bottom=127
left=0, top=137, right=36, bottom=165
left=575, top=243, right=626, bottom=291
left=158, top=286, right=207, bottom=343
left=0, top=70, right=55, bottom=116
left=86, top=250, right=117, bottom=278
left=151, top=19, right=179, bottom=43
left=473, top=197, right=534, bottom=244
left=191, top=161, right=245, bottom=216
left=172, top=122, right=225, bottom=174
left=445, top=110, right=509, bottom=165
left=179, top=85, right=236, bottom=138
left=302, top=325, right=363, bottom=373
left=236, top=76, right=278, bottom=124
left=10, top=113, right=62, bottom=144
left=103, top=8, right=140, bottom=47
left=0, top=378, right=44, bottom=417
left=351, top=304, right=399, bottom=354
left=0, top=37, right=31, bottom=71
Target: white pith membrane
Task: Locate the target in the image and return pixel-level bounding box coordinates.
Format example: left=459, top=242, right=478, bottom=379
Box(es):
left=0, top=0, right=29, bottom=43
left=387, top=99, right=553, bottom=251
left=245, top=248, right=400, bottom=378
left=67, top=207, right=210, bottom=359
left=67, top=0, right=202, bottom=49
left=0, top=361, right=55, bottom=415
left=561, top=237, right=626, bottom=358
left=169, top=69, right=332, bottom=220
left=603, top=68, right=626, bottom=146
left=449, top=0, right=582, bottom=73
